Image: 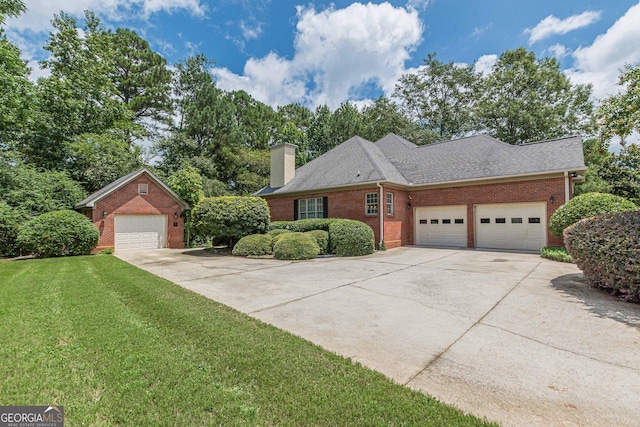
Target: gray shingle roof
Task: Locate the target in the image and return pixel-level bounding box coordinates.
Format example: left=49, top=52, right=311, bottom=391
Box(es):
left=256, top=133, right=586, bottom=196
left=75, top=168, right=189, bottom=209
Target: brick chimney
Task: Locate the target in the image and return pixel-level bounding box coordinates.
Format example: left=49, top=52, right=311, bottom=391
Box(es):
left=270, top=143, right=296, bottom=188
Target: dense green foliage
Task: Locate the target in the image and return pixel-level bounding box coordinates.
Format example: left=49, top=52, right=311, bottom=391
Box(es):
left=192, top=196, right=270, bottom=247
left=305, top=230, right=329, bottom=254
left=549, top=192, right=637, bottom=237
left=266, top=228, right=292, bottom=237
left=0, top=256, right=495, bottom=425
left=273, top=232, right=320, bottom=260
left=564, top=210, right=640, bottom=302
left=232, top=234, right=273, bottom=257
left=329, top=220, right=376, bottom=257
left=0, top=202, right=25, bottom=257
left=17, top=210, right=99, bottom=257
left=270, top=218, right=375, bottom=256
left=540, top=246, right=573, bottom=263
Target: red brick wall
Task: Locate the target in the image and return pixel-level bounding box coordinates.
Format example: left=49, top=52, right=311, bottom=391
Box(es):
left=88, top=174, right=184, bottom=252
left=264, top=175, right=567, bottom=249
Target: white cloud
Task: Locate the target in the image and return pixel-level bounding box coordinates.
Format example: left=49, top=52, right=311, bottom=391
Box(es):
left=474, top=54, right=497, bottom=75
left=471, top=23, right=492, bottom=39
left=547, top=43, right=568, bottom=59
left=5, top=0, right=206, bottom=34
left=525, top=10, right=601, bottom=44
left=406, top=0, right=431, bottom=11
left=565, top=2, right=640, bottom=100
left=240, top=19, right=263, bottom=40
left=213, top=2, right=422, bottom=109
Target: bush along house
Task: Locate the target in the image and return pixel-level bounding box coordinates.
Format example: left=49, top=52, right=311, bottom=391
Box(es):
left=255, top=133, right=586, bottom=251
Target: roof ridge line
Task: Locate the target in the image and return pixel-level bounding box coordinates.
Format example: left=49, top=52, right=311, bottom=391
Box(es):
left=355, top=136, right=400, bottom=180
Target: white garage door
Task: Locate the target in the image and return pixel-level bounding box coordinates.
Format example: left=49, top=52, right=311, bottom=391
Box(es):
left=115, top=215, right=167, bottom=250
left=415, top=205, right=467, bottom=247
left=475, top=203, right=546, bottom=251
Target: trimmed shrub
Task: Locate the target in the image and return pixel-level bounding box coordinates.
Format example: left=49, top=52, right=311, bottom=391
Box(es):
left=192, top=196, right=270, bottom=247
left=305, top=230, right=329, bottom=254
left=273, top=233, right=320, bottom=260
left=564, top=210, right=640, bottom=302
left=232, top=234, right=273, bottom=257
left=329, top=219, right=375, bottom=257
left=549, top=192, right=637, bottom=237
left=0, top=202, right=27, bottom=257
left=17, top=210, right=99, bottom=257
left=271, top=232, right=290, bottom=249
left=270, top=218, right=335, bottom=233
left=266, top=229, right=291, bottom=237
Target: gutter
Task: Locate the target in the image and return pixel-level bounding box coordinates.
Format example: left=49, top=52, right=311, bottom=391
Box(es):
left=564, top=171, right=571, bottom=202
left=377, top=182, right=384, bottom=248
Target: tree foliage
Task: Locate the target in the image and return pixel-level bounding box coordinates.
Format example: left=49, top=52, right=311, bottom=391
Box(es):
left=395, top=53, right=479, bottom=141
left=598, top=64, right=640, bottom=142
left=476, top=48, right=593, bottom=144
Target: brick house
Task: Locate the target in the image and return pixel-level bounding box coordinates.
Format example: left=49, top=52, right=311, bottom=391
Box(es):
left=75, top=168, right=188, bottom=252
left=256, top=133, right=586, bottom=251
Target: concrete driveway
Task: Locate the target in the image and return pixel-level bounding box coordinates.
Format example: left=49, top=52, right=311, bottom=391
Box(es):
left=116, top=247, right=640, bottom=427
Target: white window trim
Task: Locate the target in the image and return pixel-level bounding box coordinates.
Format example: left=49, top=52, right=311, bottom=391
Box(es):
left=298, top=197, right=323, bottom=219
left=366, top=193, right=378, bottom=215
left=386, top=192, right=394, bottom=215
left=138, top=183, right=148, bottom=195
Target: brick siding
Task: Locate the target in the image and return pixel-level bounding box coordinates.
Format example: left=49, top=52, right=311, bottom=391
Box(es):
left=264, top=175, right=568, bottom=249
left=86, top=174, right=184, bottom=252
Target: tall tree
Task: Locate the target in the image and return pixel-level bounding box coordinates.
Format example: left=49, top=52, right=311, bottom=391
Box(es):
left=25, top=11, right=131, bottom=169
left=597, top=64, right=640, bottom=143
left=361, top=96, right=418, bottom=142
left=329, top=101, right=364, bottom=145
left=395, top=53, right=479, bottom=141
left=0, top=0, right=33, bottom=157
left=275, top=103, right=312, bottom=165
left=476, top=48, right=593, bottom=144
left=307, top=104, right=333, bottom=159
left=110, top=28, right=173, bottom=137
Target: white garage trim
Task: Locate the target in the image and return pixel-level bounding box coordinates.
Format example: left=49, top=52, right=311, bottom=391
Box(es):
left=475, top=203, right=546, bottom=251
left=415, top=205, right=467, bottom=247
left=115, top=215, right=167, bottom=250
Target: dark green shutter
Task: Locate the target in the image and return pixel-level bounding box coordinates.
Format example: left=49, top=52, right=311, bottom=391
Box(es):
left=323, top=196, right=328, bottom=218
left=293, top=199, right=298, bottom=220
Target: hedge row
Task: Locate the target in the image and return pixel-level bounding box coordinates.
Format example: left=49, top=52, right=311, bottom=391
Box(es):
left=564, top=210, right=640, bottom=302
left=269, top=218, right=375, bottom=257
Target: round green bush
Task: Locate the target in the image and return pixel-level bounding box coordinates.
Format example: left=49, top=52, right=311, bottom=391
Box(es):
left=564, top=210, right=640, bottom=302
left=273, top=232, right=320, bottom=260
left=328, top=219, right=375, bottom=257
left=232, top=234, right=273, bottom=257
left=305, top=230, right=329, bottom=254
left=17, top=210, right=99, bottom=257
left=192, top=196, right=270, bottom=247
left=549, top=192, right=637, bottom=237
left=266, top=228, right=292, bottom=237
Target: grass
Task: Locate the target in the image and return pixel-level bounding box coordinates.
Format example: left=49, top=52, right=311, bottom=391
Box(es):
left=540, top=246, right=574, bottom=263
left=0, top=256, right=496, bottom=426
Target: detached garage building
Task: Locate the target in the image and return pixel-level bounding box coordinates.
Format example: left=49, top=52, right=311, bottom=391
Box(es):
left=76, top=168, right=188, bottom=252
left=257, top=133, right=587, bottom=251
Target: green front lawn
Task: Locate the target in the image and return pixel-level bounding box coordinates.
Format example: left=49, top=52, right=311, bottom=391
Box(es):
left=0, top=256, right=495, bottom=426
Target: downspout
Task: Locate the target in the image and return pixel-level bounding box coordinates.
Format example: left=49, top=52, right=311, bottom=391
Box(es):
left=377, top=182, right=384, bottom=248
left=564, top=171, right=570, bottom=202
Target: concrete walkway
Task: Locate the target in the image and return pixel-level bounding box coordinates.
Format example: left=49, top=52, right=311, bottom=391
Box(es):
left=117, top=247, right=640, bottom=427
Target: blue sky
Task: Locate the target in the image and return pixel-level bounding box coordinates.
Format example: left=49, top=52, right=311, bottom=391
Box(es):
left=5, top=0, right=640, bottom=110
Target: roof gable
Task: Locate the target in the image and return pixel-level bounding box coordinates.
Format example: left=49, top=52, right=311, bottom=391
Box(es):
left=75, top=168, right=189, bottom=209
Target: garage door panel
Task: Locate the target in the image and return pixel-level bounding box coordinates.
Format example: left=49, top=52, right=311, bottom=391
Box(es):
left=115, top=215, right=166, bottom=250
left=415, top=206, right=467, bottom=247
left=475, top=203, right=546, bottom=251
